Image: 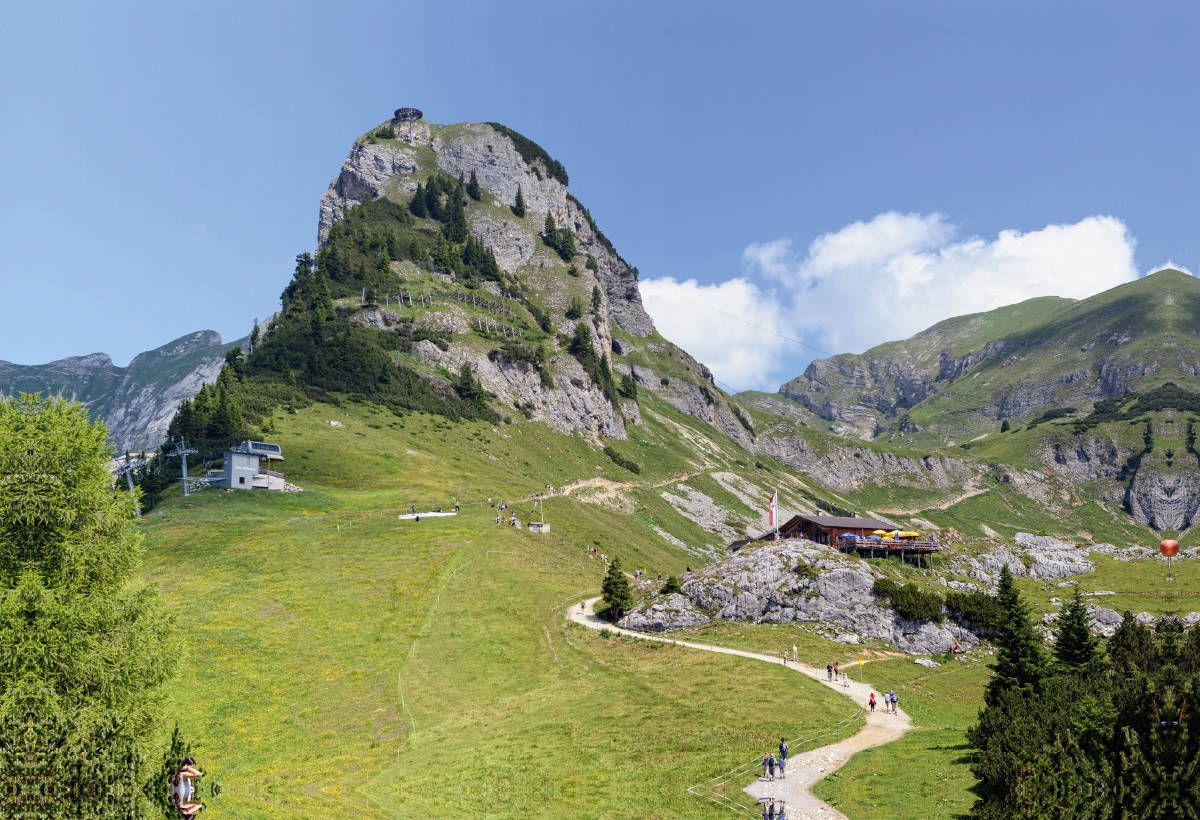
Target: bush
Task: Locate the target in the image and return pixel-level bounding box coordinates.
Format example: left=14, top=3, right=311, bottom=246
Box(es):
left=565, top=296, right=583, bottom=320
left=660, top=576, right=681, bottom=595
left=732, top=405, right=754, bottom=433
left=873, top=578, right=944, bottom=623
left=603, top=444, right=640, bottom=474
left=586, top=254, right=599, bottom=272
left=375, top=124, right=396, bottom=139
left=946, top=590, right=1002, bottom=632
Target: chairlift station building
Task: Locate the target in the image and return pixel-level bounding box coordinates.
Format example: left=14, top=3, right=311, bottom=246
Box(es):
left=209, top=441, right=285, bottom=491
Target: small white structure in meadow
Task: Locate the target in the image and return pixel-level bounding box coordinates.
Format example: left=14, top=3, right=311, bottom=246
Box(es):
left=210, top=441, right=285, bottom=490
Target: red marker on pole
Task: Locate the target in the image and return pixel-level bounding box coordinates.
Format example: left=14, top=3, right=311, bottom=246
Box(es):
left=1161, top=539, right=1179, bottom=581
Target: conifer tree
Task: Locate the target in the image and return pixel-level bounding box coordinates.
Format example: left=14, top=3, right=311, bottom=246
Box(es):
left=512, top=184, right=526, bottom=217
left=443, top=192, right=469, bottom=243
left=985, top=564, right=1046, bottom=706
left=544, top=211, right=557, bottom=245
left=592, top=284, right=602, bottom=313
left=1055, top=586, right=1100, bottom=673
left=586, top=254, right=599, bottom=272
left=557, top=226, right=575, bottom=261
left=249, top=320, right=260, bottom=353
left=466, top=169, right=482, bottom=201
left=1109, top=611, right=1159, bottom=676
left=565, top=296, right=583, bottom=320
left=601, top=557, right=634, bottom=621
left=409, top=182, right=429, bottom=218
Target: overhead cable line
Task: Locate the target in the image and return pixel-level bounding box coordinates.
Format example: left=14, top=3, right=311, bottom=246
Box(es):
left=639, top=279, right=832, bottom=356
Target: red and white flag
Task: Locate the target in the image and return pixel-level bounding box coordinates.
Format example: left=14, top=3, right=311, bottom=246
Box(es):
left=769, top=491, right=778, bottom=528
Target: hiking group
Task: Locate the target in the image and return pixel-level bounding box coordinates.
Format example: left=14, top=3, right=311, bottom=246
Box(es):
left=757, top=737, right=790, bottom=819
left=826, top=661, right=850, bottom=688
left=867, top=689, right=899, bottom=713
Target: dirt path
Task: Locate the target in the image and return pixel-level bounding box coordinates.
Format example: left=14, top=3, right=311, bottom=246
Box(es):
left=568, top=598, right=911, bottom=819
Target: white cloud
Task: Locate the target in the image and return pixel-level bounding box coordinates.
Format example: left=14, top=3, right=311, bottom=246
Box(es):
left=1148, top=260, right=1194, bottom=276
left=644, top=212, right=1140, bottom=392
left=639, top=277, right=789, bottom=392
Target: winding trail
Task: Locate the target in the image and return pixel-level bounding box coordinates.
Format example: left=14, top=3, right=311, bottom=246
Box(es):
left=569, top=598, right=911, bottom=820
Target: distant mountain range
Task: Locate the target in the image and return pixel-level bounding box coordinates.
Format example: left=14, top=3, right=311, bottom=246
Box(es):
left=0, top=331, right=241, bottom=453
left=758, top=270, right=1198, bottom=445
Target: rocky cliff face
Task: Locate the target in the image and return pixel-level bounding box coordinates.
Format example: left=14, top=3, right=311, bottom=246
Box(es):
left=0, top=331, right=239, bottom=454
left=318, top=119, right=750, bottom=444
left=625, top=541, right=978, bottom=654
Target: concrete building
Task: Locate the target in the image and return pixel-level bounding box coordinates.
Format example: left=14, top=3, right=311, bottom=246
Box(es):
left=210, top=441, right=284, bottom=491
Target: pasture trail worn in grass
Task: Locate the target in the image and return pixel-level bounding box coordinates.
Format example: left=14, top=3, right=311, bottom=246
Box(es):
left=570, top=598, right=912, bottom=820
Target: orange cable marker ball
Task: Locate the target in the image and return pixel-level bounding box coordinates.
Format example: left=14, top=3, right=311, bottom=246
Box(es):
left=1161, top=540, right=1179, bottom=557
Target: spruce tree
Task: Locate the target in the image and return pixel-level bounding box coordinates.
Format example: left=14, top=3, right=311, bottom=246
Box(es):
left=512, top=184, right=526, bottom=217
left=592, top=284, right=602, bottom=312
left=565, top=296, right=583, bottom=320
left=443, top=192, right=469, bottom=243
left=601, top=557, right=634, bottom=621
left=466, top=169, right=482, bottom=201
left=1109, top=611, right=1159, bottom=676
left=544, top=211, right=557, bottom=249
left=1054, top=585, right=1099, bottom=673
left=556, top=227, right=576, bottom=261
left=409, top=182, right=429, bottom=218
left=985, top=564, right=1045, bottom=706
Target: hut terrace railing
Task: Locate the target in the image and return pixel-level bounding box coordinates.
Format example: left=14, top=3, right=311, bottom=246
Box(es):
left=834, top=537, right=942, bottom=553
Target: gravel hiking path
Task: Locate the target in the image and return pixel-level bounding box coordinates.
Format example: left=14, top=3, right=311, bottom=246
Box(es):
left=568, top=598, right=912, bottom=820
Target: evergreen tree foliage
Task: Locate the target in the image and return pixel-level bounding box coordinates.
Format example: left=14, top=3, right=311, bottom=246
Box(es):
left=1055, top=585, right=1100, bottom=673
left=466, top=169, right=482, bottom=201
left=601, top=558, right=633, bottom=621
left=443, top=185, right=469, bottom=243
left=512, top=184, right=526, bottom=217
left=409, top=182, right=429, bottom=218
left=544, top=211, right=556, bottom=240
left=249, top=320, right=260, bottom=352
left=586, top=254, right=599, bottom=272
left=565, top=296, right=583, bottom=320
left=985, top=564, right=1045, bottom=707
left=1109, top=611, right=1159, bottom=676
left=592, top=284, right=602, bottom=313
left=619, top=373, right=638, bottom=401
left=566, top=323, right=619, bottom=406
left=660, top=575, right=681, bottom=595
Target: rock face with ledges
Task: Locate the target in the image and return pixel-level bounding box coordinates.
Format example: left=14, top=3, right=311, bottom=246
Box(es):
left=626, top=542, right=977, bottom=655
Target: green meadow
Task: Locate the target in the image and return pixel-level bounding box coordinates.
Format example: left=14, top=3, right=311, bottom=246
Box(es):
left=140, top=398, right=864, bottom=819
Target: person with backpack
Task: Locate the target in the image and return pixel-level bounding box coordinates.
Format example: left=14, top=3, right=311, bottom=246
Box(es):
left=777, top=753, right=786, bottom=779
left=779, top=737, right=788, bottom=762
left=891, top=691, right=899, bottom=713
left=762, top=753, right=770, bottom=780
left=888, top=690, right=896, bottom=714
left=827, top=662, right=833, bottom=681
left=767, top=753, right=776, bottom=781
left=869, top=692, right=876, bottom=712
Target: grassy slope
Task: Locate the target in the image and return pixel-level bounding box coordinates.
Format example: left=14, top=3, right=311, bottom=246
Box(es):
left=141, top=397, right=863, bottom=819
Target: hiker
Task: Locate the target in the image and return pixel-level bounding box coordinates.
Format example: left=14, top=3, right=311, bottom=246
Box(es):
left=827, top=662, right=833, bottom=681
left=891, top=691, right=899, bottom=713
left=777, top=801, right=787, bottom=820
left=869, top=692, right=876, bottom=712
left=657, top=572, right=662, bottom=581
left=762, top=753, right=770, bottom=779
left=888, top=690, right=896, bottom=714
left=777, top=753, right=786, bottom=778
left=781, top=651, right=787, bottom=666
left=834, top=661, right=839, bottom=677
left=415, top=515, right=420, bottom=523
left=779, top=737, right=788, bottom=762
left=843, top=671, right=850, bottom=688
left=580, top=601, right=586, bottom=612
left=768, top=753, right=776, bottom=781
left=765, top=801, right=776, bottom=820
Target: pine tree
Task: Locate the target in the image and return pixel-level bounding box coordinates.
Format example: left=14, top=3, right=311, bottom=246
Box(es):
left=544, top=211, right=557, bottom=246
left=1109, top=611, right=1159, bottom=676
left=592, top=284, right=602, bottom=313
left=512, top=184, right=526, bottom=217
left=601, top=558, right=634, bottom=621
left=619, top=373, right=638, bottom=400
left=556, top=227, right=575, bottom=261
left=985, top=564, right=1046, bottom=706
left=1055, top=586, right=1100, bottom=673
left=466, top=169, right=482, bottom=201
left=443, top=192, right=469, bottom=243
left=660, top=575, right=681, bottom=595
left=565, top=296, right=583, bottom=320
left=409, top=182, right=429, bottom=218
left=249, top=320, right=260, bottom=353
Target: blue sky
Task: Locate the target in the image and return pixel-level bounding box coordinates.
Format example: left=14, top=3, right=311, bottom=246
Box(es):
left=3, top=1, right=1199, bottom=390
